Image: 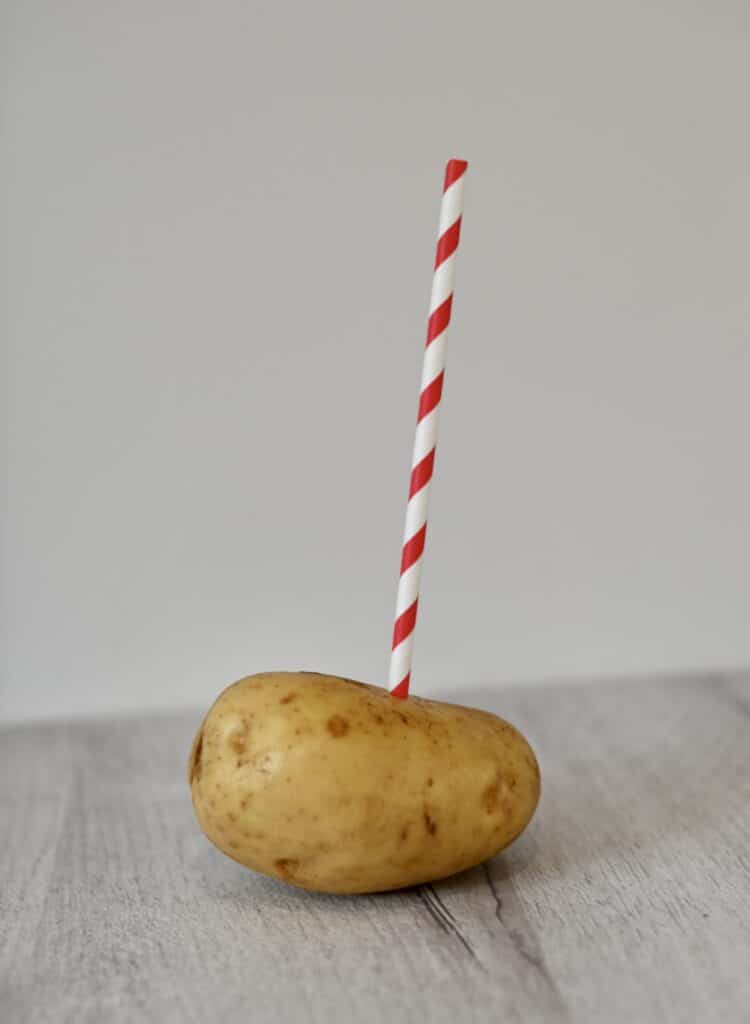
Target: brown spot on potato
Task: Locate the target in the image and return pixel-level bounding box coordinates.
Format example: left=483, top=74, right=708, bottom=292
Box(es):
left=423, top=809, right=437, bottom=835
left=240, top=798, right=250, bottom=811
left=427, top=777, right=434, bottom=788
left=327, top=715, right=350, bottom=738
left=483, top=782, right=500, bottom=814
left=229, top=840, right=240, bottom=850
left=275, top=858, right=300, bottom=879
left=228, top=812, right=237, bottom=823
left=229, top=720, right=250, bottom=754
left=280, top=693, right=298, bottom=704
left=400, top=823, right=411, bottom=841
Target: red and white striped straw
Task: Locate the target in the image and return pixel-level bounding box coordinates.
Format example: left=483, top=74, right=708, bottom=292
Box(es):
left=389, top=158, right=468, bottom=699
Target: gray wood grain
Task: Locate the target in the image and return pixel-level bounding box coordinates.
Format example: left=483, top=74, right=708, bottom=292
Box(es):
left=2, top=673, right=749, bottom=1023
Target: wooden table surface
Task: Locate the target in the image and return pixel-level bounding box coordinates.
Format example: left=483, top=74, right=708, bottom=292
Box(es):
left=2, top=673, right=749, bottom=1023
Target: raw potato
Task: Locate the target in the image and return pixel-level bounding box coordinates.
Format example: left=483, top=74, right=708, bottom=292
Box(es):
left=189, top=672, right=540, bottom=894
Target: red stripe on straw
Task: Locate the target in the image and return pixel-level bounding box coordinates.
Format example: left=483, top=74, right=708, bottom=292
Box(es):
left=408, top=448, right=435, bottom=498
left=426, top=296, right=452, bottom=346
left=400, top=523, right=427, bottom=573
left=392, top=599, right=418, bottom=648
left=417, top=371, right=444, bottom=422
left=390, top=674, right=411, bottom=699
left=434, top=217, right=462, bottom=268
left=444, top=159, right=469, bottom=191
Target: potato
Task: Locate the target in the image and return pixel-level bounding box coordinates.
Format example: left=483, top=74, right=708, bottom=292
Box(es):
left=188, top=671, right=540, bottom=894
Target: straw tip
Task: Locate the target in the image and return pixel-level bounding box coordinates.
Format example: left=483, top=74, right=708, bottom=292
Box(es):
left=444, top=159, right=468, bottom=190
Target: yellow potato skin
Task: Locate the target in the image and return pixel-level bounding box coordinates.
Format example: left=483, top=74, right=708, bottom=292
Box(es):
left=189, top=672, right=540, bottom=894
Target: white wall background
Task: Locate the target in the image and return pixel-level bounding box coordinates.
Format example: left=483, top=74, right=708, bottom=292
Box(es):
left=3, top=0, right=749, bottom=723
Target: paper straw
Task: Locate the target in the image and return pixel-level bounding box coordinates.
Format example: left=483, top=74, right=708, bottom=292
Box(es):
left=388, top=158, right=468, bottom=698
